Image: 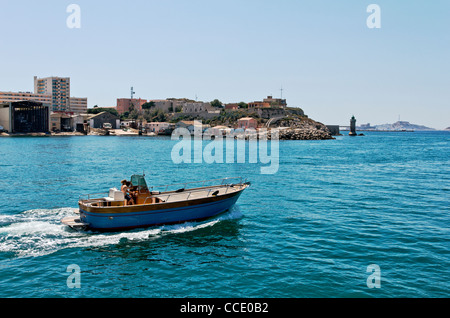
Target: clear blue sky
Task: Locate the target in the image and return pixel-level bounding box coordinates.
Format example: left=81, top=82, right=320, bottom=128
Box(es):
left=0, top=0, right=449, bottom=128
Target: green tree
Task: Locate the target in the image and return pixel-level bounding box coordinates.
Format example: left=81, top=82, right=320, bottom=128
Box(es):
left=142, top=101, right=155, bottom=110
left=210, top=99, right=223, bottom=108
left=156, top=109, right=166, bottom=122
left=238, top=102, right=248, bottom=109
left=129, top=109, right=139, bottom=120
left=121, top=111, right=130, bottom=120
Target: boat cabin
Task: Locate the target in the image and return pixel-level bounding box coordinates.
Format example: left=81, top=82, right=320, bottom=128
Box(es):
left=86, top=174, right=155, bottom=207
left=128, top=174, right=152, bottom=204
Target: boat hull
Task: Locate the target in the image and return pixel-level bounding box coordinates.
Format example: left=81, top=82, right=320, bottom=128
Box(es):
left=79, top=189, right=243, bottom=231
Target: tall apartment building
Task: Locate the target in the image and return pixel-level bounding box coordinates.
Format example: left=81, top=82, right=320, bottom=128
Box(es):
left=34, top=76, right=69, bottom=112
left=33, top=76, right=87, bottom=113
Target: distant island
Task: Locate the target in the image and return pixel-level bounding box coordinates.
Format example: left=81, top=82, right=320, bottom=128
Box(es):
left=358, top=121, right=435, bottom=131
left=445, top=127, right=450, bottom=131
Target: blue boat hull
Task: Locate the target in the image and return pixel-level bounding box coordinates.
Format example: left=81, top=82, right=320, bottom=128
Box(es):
left=79, top=191, right=243, bottom=231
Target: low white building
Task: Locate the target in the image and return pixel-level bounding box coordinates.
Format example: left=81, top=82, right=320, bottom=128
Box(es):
left=210, top=125, right=232, bottom=136
left=120, top=120, right=134, bottom=128
left=146, top=122, right=173, bottom=133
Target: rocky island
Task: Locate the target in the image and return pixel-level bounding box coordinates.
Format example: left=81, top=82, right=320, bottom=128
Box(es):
left=189, top=107, right=334, bottom=141
left=369, top=121, right=435, bottom=131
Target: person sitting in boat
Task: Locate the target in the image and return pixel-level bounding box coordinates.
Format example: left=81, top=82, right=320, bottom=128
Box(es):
left=121, top=180, right=135, bottom=205
left=127, top=181, right=139, bottom=204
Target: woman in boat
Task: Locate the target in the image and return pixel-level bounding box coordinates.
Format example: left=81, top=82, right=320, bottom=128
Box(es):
left=120, top=180, right=135, bottom=205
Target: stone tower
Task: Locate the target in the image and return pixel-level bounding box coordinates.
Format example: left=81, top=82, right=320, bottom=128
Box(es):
left=349, top=116, right=357, bottom=136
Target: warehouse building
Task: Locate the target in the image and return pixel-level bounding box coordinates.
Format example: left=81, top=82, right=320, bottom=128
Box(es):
left=0, top=101, right=49, bottom=133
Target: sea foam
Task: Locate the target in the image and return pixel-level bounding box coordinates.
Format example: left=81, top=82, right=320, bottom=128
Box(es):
left=0, top=206, right=242, bottom=258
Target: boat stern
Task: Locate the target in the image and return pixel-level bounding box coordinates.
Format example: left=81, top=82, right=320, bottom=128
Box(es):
left=61, top=215, right=89, bottom=231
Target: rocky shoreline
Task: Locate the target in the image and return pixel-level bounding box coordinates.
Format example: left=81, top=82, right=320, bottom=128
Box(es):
left=268, top=117, right=334, bottom=140
left=1, top=116, right=334, bottom=140
left=1, top=127, right=334, bottom=140
left=276, top=127, right=334, bottom=140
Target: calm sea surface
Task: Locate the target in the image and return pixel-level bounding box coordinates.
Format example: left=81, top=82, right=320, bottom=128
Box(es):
left=0, top=131, right=449, bottom=298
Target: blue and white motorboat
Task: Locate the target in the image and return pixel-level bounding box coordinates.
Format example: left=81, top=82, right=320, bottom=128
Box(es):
left=61, top=175, right=250, bottom=231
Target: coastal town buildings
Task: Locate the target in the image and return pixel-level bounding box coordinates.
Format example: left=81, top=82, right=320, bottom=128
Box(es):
left=50, top=112, right=72, bottom=131
left=182, top=102, right=213, bottom=113
left=176, top=120, right=198, bottom=133
left=248, top=96, right=287, bottom=109
left=69, top=97, right=89, bottom=114
left=120, top=120, right=134, bottom=128
left=145, top=99, right=182, bottom=113
left=88, top=111, right=120, bottom=129
left=116, top=98, right=147, bottom=114
left=146, top=122, right=174, bottom=133
left=224, top=103, right=239, bottom=111
left=0, top=76, right=87, bottom=114
left=237, top=117, right=258, bottom=130
left=1, top=78, right=297, bottom=133
left=210, top=125, right=232, bottom=136
left=34, top=76, right=87, bottom=113
left=0, top=101, right=50, bottom=133
left=248, top=101, right=270, bottom=109
left=0, top=91, right=52, bottom=107
left=263, top=96, right=287, bottom=108
left=34, top=76, right=70, bottom=112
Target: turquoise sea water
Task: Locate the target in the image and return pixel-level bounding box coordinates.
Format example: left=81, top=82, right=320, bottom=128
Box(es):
left=0, top=131, right=449, bottom=298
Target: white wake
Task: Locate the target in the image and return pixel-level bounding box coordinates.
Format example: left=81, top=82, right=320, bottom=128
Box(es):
left=0, top=207, right=242, bottom=258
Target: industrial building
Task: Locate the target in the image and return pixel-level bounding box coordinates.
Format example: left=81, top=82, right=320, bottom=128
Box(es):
left=0, top=101, right=49, bottom=133
left=88, top=111, right=120, bottom=129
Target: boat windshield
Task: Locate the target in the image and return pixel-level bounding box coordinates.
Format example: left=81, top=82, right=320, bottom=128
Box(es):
left=131, top=175, right=148, bottom=191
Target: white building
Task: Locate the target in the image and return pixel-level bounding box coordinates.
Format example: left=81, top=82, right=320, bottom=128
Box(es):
left=146, top=122, right=174, bottom=133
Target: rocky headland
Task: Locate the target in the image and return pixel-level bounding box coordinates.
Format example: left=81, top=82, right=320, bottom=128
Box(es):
left=267, top=116, right=334, bottom=140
